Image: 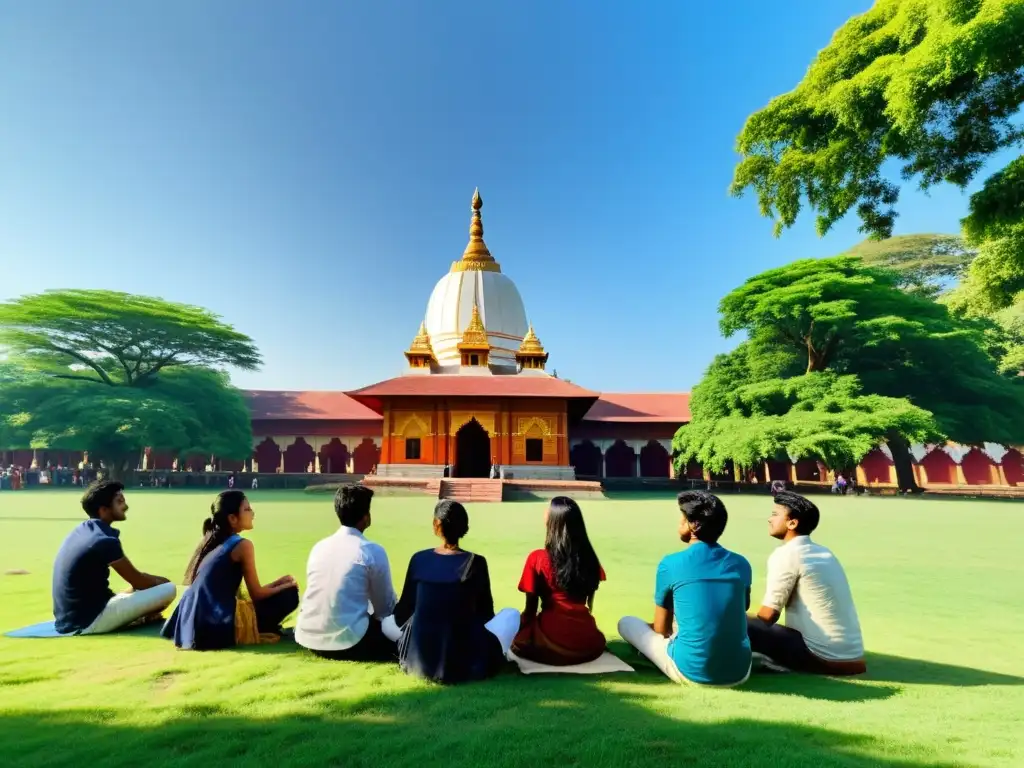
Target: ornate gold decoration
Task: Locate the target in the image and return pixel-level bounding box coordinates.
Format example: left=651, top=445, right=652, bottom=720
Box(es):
left=449, top=412, right=496, bottom=436
left=512, top=415, right=558, bottom=461
left=392, top=412, right=431, bottom=437
left=518, top=416, right=552, bottom=438
left=404, top=322, right=436, bottom=367
left=515, top=324, right=549, bottom=369
left=450, top=188, right=501, bottom=273
left=458, top=304, right=491, bottom=352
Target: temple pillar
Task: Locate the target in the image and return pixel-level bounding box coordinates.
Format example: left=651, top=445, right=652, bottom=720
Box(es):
left=30, top=449, right=38, bottom=469
left=954, top=463, right=967, bottom=486
left=996, top=463, right=1008, bottom=486
left=855, top=464, right=867, bottom=485
left=278, top=449, right=285, bottom=474
left=787, top=462, right=797, bottom=484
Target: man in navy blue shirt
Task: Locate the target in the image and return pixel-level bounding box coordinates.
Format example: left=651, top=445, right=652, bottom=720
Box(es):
left=618, top=490, right=752, bottom=686
left=53, top=480, right=176, bottom=635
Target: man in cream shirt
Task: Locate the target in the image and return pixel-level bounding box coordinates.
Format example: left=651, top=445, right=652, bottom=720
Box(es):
left=295, top=484, right=398, bottom=660
left=747, top=491, right=866, bottom=675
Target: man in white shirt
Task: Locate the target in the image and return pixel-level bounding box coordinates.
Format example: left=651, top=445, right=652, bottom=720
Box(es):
left=748, top=491, right=866, bottom=675
left=295, top=484, right=398, bottom=661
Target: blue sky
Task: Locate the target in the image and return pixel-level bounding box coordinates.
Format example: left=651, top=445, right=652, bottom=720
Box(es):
left=0, top=1, right=995, bottom=393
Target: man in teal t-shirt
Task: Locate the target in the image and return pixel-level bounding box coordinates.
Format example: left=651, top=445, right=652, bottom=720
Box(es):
left=618, top=490, right=752, bottom=686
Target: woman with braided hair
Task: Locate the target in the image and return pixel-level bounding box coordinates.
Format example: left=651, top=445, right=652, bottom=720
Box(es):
left=161, top=490, right=298, bottom=649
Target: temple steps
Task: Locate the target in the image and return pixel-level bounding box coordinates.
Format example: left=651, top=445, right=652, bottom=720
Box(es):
left=438, top=478, right=504, bottom=503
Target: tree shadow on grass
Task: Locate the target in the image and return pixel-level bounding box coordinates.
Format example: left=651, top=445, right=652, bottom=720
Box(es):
left=863, top=652, right=1024, bottom=686
left=0, top=679, right=963, bottom=768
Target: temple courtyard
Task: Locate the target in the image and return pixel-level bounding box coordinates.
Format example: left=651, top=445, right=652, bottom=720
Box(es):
left=0, top=490, right=1021, bottom=767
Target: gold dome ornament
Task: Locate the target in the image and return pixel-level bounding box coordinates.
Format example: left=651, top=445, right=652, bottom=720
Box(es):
left=457, top=304, right=491, bottom=367
left=450, top=188, right=502, bottom=273
left=515, top=324, right=549, bottom=370
left=404, top=322, right=436, bottom=369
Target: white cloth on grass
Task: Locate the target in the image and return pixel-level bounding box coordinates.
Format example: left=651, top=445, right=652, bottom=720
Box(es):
left=508, top=651, right=635, bottom=675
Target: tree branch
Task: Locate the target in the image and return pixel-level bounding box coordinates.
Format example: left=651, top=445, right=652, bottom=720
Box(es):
left=47, top=344, right=115, bottom=386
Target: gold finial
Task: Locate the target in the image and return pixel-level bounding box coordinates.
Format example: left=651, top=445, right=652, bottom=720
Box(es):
left=516, top=322, right=549, bottom=369
left=458, top=303, right=490, bottom=349
left=518, top=324, right=545, bottom=354
left=404, top=322, right=435, bottom=367
left=451, top=188, right=501, bottom=273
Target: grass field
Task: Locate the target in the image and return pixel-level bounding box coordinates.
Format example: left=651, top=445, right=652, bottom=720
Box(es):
left=1, top=489, right=1022, bottom=767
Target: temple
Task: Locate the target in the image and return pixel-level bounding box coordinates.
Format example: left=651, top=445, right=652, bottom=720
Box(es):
left=5, top=190, right=1024, bottom=494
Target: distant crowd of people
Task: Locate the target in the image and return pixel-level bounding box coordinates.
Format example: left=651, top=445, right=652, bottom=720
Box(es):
left=49, top=481, right=864, bottom=685
left=1, top=464, right=96, bottom=490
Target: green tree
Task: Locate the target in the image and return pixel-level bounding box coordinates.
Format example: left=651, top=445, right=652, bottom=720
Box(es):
left=731, top=0, right=1024, bottom=240
left=700, top=256, right=1024, bottom=490
left=673, top=353, right=939, bottom=477
left=846, top=234, right=976, bottom=297
left=0, top=290, right=260, bottom=478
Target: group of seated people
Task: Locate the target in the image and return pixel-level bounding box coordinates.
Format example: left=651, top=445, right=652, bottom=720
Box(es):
left=51, top=480, right=865, bottom=686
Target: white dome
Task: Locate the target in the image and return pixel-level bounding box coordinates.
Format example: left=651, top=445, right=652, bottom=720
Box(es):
left=424, top=269, right=528, bottom=370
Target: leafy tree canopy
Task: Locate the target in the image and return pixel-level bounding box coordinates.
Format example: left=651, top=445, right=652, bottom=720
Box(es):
left=0, top=366, right=254, bottom=465
left=0, top=290, right=260, bottom=476
left=674, top=362, right=939, bottom=474
left=845, top=233, right=975, bottom=297
left=719, top=255, right=1024, bottom=444
left=0, top=289, right=261, bottom=386
left=731, top=0, right=1024, bottom=239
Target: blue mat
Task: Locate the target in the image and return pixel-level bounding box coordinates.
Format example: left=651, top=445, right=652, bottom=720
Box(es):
left=4, top=621, right=67, bottom=638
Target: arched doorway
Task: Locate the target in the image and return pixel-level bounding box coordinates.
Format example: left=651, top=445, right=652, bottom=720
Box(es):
left=604, top=440, right=636, bottom=478
left=319, top=438, right=351, bottom=474
left=639, top=440, right=670, bottom=478
left=352, top=439, right=380, bottom=474
left=921, top=448, right=956, bottom=485
left=455, top=419, right=491, bottom=478
left=284, top=438, right=316, bottom=473
left=570, top=441, right=602, bottom=478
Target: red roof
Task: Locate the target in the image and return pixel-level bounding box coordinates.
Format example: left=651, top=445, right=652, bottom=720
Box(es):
left=243, top=386, right=691, bottom=425
left=346, top=375, right=600, bottom=417
left=245, top=390, right=382, bottom=421
left=582, top=393, right=690, bottom=423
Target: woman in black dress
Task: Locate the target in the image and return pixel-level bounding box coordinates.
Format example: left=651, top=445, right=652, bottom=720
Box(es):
left=387, top=500, right=518, bottom=684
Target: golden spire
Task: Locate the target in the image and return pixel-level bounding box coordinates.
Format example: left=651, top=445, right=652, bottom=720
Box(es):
left=458, top=303, right=490, bottom=349
left=451, top=188, right=501, bottom=273
left=516, top=322, right=549, bottom=370
left=518, top=324, right=546, bottom=354
left=404, top=322, right=436, bottom=367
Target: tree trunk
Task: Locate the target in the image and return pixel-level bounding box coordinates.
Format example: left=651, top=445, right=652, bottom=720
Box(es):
left=95, top=453, right=136, bottom=483
left=886, top=433, right=921, bottom=494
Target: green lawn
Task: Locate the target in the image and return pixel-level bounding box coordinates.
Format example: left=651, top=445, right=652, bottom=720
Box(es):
left=1, top=490, right=1022, bottom=767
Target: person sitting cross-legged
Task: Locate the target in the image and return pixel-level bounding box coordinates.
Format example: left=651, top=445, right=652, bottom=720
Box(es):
left=295, top=484, right=399, bottom=661
left=53, top=481, right=176, bottom=635
left=383, top=500, right=520, bottom=684
left=747, top=491, right=866, bottom=675
left=510, top=496, right=607, bottom=666
left=162, top=491, right=299, bottom=649
left=618, top=490, right=752, bottom=686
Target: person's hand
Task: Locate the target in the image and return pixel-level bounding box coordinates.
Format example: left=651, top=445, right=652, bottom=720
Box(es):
left=274, top=575, right=297, bottom=589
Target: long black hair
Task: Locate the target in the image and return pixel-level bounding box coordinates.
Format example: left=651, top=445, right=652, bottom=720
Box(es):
left=183, top=490, right=247, bottom=585
left=545, top=496, right=601, bottom=600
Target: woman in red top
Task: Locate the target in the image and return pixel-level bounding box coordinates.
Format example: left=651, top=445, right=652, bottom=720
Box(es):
left=511, top=496, right=606, bottom=665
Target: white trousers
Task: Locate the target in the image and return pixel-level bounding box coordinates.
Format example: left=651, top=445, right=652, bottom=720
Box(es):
left=80, top=582, right=177, bottom=635
left=617, top=615, right=750, bottom=687
left=381, top=607, right=520, bottom=656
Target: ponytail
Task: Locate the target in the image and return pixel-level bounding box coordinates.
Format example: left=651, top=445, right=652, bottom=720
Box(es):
left=183, top=491, right=247, bottom=585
